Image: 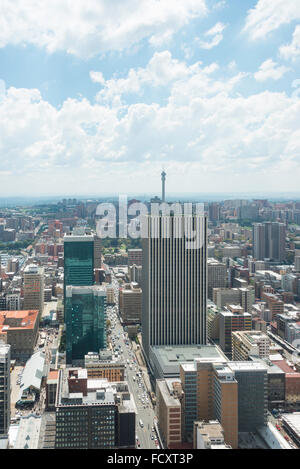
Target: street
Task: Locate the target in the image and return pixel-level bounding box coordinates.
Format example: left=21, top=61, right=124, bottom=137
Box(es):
left=107, top=276, right=158, bottom=450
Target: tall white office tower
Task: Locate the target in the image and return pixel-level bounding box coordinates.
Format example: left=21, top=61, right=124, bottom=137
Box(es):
left=0, top=343, right=10, bottom=438
left=142, top=214, right=207, bottom=359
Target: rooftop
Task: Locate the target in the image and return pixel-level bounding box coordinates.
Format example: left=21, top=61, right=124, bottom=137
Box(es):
left=150, top=345, right=227, bottom=378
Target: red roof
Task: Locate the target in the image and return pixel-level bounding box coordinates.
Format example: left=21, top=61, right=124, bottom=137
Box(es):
left=273, top=360, right=300, bottom=376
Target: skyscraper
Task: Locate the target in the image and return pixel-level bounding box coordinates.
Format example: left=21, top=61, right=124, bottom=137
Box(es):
left=0, top=343, right=10, bottom=438
left=23, top=264, right=44, bottom=317
left=142, top=214, right=207, bottom=359
left=63, top=231, right=94, bottom=299
left=65, top=285, right=107, bottom=364
left=253, top=222, right=286, bottom=261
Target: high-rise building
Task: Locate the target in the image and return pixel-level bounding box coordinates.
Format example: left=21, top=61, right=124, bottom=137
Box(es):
left=119, top=283, right=142, bottom=324
left=295, top=256, right=300, bottom=273
left=63, top=231, right=94, bottom=299
left=127, top=249, right=142, bottom=267
left=0, top=343, right=10, bottom=438
left=219, top=306, right=252, bottom=357
left=23, top=264, right=44, bottom=317
left=65, top=286, right=107, bottom=364
left=207, top=259, right=227, bottom=300
left=142, top=214, right=207, bottom=359
left=212, top=364, right=238, bottom=449
left=208, top=203, right=220, bottom=222
left=180, top=357, right=238, bottom=448
left=94, top=235, right=102, bottom=269
left=228, top=362, right=268, bottom=432
left=156, top=379, right=182, bottom=448
left=253, top=222, right=286, bottom=261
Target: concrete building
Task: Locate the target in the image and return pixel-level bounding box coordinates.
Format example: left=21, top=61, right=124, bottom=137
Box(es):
left=55, top=369, right=136, bottom=449
left=180, top=358, right=238, bottom=448
left=94, top=235, right=102, bottom=269
left=295, top=256, right=300, bottom=273
left=84, top=352, right=125, bottom=382
left=213, top=288, right=240, bottom=309
left=261, top=292, right=284, bottom=320
left=253, top=222, right=286, bottom=262
left=207, top=259, right=227, bottom=300
left=0, top=310, right=39, bottom=361
left=213, top=365, right=238, bottom=449
left=228, top=361, right=268, bottom=432
left=46, top=370, right=59, bottom=411
left=219, top=307, right=252, bottom=357
left=0, top=343, right=10, bottom=437
left=213, top=287, right=254, bottom=312
left=156, top=379, right=182, bottom=448
left=142, top=214, right=207, bottom=359
left=149, top=344, right=227, bottom=380
left=23, top=264, right=44, bottom=317
left=193, top=421, right=231, bottom=449
left=119, top=283, right=142, bottom=324
left=105, top=285, right=115, bottom=305
left=128, top=249, right=142, bottom=267
left=239, top=287, right=255, bottom=313
left=232, top=330, right=271, bottom=361
left=129, top=264, right=142, bottom=285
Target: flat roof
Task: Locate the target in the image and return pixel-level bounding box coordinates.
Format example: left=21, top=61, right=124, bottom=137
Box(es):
left=282, top=413, right=300, bottom=439
left=150, top=345, right=227, bottom=378
left=228, top=361, right=268, bottom=372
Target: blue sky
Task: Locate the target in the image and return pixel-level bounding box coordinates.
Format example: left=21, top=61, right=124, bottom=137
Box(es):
left=0, top=0, right=300, bottom=196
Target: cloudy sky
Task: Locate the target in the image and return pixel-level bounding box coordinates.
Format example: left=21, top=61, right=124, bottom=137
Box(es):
left=0, top=0, right=300, bottom=196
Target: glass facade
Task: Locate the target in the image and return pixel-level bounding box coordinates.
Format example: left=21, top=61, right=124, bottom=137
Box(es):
left=234, top=369, right=268, bottom=432
left=66, top=286, right=107, bottom=364
left=64, top=237, right=94, bottom=299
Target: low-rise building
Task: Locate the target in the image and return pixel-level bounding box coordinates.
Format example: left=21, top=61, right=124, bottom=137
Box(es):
left=232, top=330, right=270, bottom=361
left=193, top=421, right=231, bottom=449
left=0, top=310, right=39, bottom=361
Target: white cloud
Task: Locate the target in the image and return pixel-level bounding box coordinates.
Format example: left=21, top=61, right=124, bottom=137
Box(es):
left=0, top=0, right=207, bottom=57
left=280, top=25, right=300, bottom=61
left=197, top=22, right=226, bottom=49
left=89, top=71, right=105, bottom=85
left=244, top=0, right=300, bottom=40
left=1, top=51, right=300, bottom=194
left=254, top=59, right=290, bottom=82
left=0, top=79, right=5, bottom=101
left=95, top=51, right=203, bottom=105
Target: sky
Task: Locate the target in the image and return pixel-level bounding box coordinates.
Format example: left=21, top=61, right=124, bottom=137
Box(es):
left=0, top=0, right=300, bottom=196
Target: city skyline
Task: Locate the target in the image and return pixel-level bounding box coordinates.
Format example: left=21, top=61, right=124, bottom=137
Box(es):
left=2, top=0, right=300, bottom=453
left=0, top=0, right=300, bottom=195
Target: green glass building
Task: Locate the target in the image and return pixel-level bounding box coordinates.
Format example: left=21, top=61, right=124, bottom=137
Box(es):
left=65, top=286, right=107, bottom=364
left=64, top=233, right=95, bottom=300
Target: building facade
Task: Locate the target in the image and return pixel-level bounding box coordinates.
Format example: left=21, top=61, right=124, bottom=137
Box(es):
left=142, top=214, right=207, bottom=359
left=65, top=286, right=107, bottom=364
left=0, top=344, right=10, bottom=437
